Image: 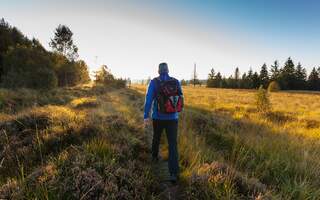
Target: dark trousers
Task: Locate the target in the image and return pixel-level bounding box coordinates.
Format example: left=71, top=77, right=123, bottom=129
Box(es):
left=152, top=119, right=179, bottom=175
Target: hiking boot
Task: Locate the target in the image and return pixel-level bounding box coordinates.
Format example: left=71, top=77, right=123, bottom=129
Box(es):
left=152, top=155, right=161, bottom=163
left=169, top=174, right=178, bottom=183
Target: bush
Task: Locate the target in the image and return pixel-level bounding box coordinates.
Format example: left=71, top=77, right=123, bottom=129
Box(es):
left=268, top=81, right=280, bottom=92
left=0, top=19, right=90, bottom=89
left=256, top=85, right=271, bottom=114
left=1, top=45, right=58, bottom=89
left=94, top=66, right=126, bottom=88
left=112, top=78, right=127, bottom=88
left=181, top=79, right=187, bottom=86
left=186, top=162, right=270, bottom=199
left=51, top=53, right=90, bottom=87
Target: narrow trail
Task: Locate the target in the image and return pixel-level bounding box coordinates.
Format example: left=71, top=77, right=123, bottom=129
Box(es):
left=145, top=124, right=180, bottom=200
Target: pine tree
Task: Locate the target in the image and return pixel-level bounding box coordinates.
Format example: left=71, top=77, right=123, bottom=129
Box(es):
left=294, top=62, right=307, bottom=90
left=241, top=73, right=248, bottom=88
left=246, top=68, right=254, bottom=89
left=259, top=63, right=269, bottom=88
left=252, top=72, right=260, bottom=89
left=50, top=25, right=78, bottom=61
left=207, top=68, right=215, bottom=87
left=221, top=76, right=228, bottom=88
left=279, top=57, right=296, bottom=90
left=215, top=72, right=223, bottom=88
left=308, top=67, right=320, bottom=91
left=270, top=60, right=280, bottom=81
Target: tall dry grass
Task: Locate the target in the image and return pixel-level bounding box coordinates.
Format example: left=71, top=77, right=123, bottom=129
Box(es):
left=134, top=85, right=320, bottom=199
left=2, top=83, right=319, bottom=199
left=0, top=85, right=161, bottom=199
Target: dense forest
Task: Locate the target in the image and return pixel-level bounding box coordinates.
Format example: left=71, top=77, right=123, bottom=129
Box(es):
left=0, top=18, right=90, bottom=89
left=205, top=59, right=320, bottom=91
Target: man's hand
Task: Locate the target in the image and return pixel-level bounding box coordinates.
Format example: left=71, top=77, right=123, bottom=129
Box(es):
left=144, top=118, right=150, bottom=127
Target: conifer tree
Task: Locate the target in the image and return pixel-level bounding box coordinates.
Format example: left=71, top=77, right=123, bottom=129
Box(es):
left=259, top=63, right=269, bottom=88
left=294, top=62, right=307, bottom=90
left=279, top=57, right=296, bottom=90
left=50, top=25, right=78, bottom=61
left=207, top=68, right=215, bottom=87
left=308, top=67, right=320, bottom=91
left=252, top=72, right=260, bottom=89
left=270, top=60, right=280, bottom=81
left=247, top=68, right=254, bottom=88
left=215, top=72, right=223, bottom=88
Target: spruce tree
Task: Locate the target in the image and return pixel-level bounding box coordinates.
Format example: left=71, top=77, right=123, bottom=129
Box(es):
left=241, top=73, right=248, bottom=88
left=295, top=62, right=307, bottom=90
left=247, top=68, right=254, bottom=88
left=252, top=72, right=260, bottom=89
left=308, top=67, right=320, bottom=91
left=270, top=60, right=280, bottom=81
left=215, top=72, right=223, bottom=88
left=207, top=68, right=215, bottom=88
left=259, top=63, right=269, bottom=88
left=279, top=57, right=296, bottom=90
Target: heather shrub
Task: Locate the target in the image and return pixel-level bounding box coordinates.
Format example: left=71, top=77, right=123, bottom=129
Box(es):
left=185, top=162, right=271, bottom=199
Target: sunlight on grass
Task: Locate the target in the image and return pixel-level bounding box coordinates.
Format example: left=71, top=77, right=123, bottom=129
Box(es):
left=133, top=84, right=320, bottom=199
left=70, top=97, right=98, bottom=109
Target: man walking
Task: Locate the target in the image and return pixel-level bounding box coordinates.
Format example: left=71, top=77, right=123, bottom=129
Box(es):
left=144, top=63, right=184, bottom=183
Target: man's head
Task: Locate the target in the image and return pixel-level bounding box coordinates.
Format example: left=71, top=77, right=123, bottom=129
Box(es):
left=158, top=62, right=169, bottom=74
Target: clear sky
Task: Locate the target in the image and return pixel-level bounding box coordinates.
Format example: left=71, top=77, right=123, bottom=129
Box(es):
left=1, top=0, right=320, bottom=80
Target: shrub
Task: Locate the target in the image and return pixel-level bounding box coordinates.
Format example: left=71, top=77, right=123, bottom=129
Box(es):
left=0, top=19, right=90, bottom=89
left=268, top=81, right=280, bottom=92
left=181, top=79, right=187, bottom=86
left=256, top=85, right=271, bottom=114
left=111, top=78, right=127, bottom=88
left=1, top=45, right=58, bottom=89
left=185, top=162, right=270, bottom=199
left=94, top=66, right=126, bottom=88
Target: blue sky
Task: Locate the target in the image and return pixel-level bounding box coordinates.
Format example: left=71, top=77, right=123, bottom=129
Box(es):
left=1, top=0, right=320, bottom=79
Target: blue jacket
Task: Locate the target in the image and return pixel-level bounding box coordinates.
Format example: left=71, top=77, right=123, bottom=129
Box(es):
left=144, top=73, right=183, bottom=120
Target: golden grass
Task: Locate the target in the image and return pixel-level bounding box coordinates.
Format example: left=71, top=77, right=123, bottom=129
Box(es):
left=133, top=84, right=320, bottom=199
left=2, top=83, right=319, bottom=199
left=0, top=85, right=160, bottom=199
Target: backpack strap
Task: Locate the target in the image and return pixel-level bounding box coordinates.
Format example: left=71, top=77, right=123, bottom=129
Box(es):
left=153, top=77, right=161, bottom=97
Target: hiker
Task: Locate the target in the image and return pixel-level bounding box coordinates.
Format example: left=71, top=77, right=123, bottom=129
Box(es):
left=143, top=62, right=184, bottom=183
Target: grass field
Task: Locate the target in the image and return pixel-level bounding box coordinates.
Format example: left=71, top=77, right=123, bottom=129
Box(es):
left=134, top=85, right=320, bottom=199
left=1, top=84, right=320, bottom=199
left=0, top=85, right=161, bottom=199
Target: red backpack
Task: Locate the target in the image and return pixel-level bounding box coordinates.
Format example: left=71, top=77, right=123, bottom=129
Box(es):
left=154, top=77, right=184, bottom=114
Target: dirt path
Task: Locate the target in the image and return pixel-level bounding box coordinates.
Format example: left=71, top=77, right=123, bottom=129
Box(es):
left=145, top=124, right=180, bottom=200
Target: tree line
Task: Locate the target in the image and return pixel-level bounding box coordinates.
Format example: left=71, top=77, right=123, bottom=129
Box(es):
left=94, top=65, right=128, bottom=88
left=0, top=18, right=90, bottom=89
left=206, top=58, right=320, bottom=91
